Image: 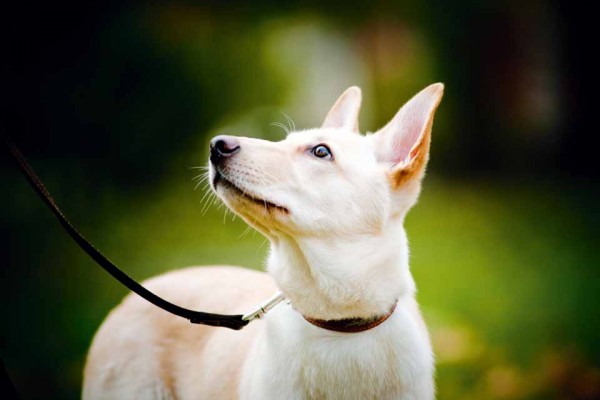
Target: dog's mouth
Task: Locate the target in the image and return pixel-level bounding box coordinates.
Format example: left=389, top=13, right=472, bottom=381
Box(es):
left=212, top=171, right=289, bottom=214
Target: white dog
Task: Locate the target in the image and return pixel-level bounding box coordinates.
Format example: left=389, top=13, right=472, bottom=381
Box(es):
left=83, top=83, right=444, bottom=399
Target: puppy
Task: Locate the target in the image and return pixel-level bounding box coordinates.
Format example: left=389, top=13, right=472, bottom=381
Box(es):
left=83, top=83, right=444, bottom=399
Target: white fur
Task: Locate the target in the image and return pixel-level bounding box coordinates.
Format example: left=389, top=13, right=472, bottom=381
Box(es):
left=83, top=84, right=444, bottom=399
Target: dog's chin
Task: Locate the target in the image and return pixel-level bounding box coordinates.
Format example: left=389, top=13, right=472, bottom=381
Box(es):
left=211, top=172, right=289, bottom=217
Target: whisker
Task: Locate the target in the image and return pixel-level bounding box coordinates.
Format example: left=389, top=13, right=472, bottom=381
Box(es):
left=222, top=207, right=230, bottom=224
left=237, top=225, right=253, bottom=239
left=194, top=174, right=211, bottom=190
left=199, top=186, right=217, bottom=214
left=257, top=237, right=269, bottom=251
left=193, top=175, right=210, bottom=190
left=270, top=122, right=289, bottom=136
left=192, top=172, right=210, bottom=181
left=281, top=112, right=296, bottom=132
left=201, top=195, right=217, bottom=216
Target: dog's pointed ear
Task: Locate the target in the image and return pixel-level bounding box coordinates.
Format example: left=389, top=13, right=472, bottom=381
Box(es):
left=322, top=86, right=362, bottom=132
left=373, top=83, right=444, bottom=189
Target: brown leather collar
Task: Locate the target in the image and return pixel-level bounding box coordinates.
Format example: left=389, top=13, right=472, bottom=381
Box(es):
left=302, top=302, right=397, bottom=333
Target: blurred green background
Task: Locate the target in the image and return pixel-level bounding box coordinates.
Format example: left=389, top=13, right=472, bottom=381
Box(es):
left=3, top=1, right=598, bottom=399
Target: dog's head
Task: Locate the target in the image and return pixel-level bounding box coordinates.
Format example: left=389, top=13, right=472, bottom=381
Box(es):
left=209, top=84, right=444, bottom=239
left=209, top=84, right=443, bottom=318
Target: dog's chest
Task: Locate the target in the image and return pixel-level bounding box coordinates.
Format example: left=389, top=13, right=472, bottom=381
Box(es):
left=297, top=335, right=405, bottom=399
left=243, top=305, right=433, bottom=400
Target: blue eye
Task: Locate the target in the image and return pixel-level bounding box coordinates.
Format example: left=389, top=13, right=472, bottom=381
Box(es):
left=312, top=144, right=332, bottom=159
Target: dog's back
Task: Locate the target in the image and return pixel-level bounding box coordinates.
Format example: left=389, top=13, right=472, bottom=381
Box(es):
left=82, top=266, right=276, bottom=399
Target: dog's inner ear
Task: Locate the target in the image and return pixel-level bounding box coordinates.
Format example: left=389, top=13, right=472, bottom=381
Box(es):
left=322, top=86, right=362, bottom=132
left=373, top=83, right=444, bottom=188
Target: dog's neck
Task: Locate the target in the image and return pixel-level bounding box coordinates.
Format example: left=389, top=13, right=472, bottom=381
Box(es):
left=267, top=220, right=415, bottom=321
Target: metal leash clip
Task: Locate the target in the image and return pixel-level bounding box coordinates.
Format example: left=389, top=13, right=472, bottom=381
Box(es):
left=242, top=291, right=287, bottom=322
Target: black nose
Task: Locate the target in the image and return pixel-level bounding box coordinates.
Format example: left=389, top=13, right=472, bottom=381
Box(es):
left=210, top=135, right=240, bottom=164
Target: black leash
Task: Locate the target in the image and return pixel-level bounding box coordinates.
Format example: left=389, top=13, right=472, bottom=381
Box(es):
left=5, top=136, right=249, bottom=330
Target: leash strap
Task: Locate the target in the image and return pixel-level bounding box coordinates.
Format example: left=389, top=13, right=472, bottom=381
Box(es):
left=5, top=136, right=249, bottom=330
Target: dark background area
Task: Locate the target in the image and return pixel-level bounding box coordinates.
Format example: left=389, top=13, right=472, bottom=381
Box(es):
left=3, top=1, right=598, bottom=179
left=2, top=1, right=598, bottom=399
